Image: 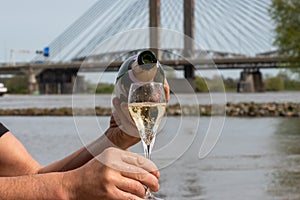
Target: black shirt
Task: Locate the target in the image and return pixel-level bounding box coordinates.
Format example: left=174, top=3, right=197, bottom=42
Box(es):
left=0, top=123, right=9, bottom=137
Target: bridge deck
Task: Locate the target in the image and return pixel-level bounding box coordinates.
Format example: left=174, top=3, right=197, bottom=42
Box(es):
left=0, top=56, right=293, bottom=75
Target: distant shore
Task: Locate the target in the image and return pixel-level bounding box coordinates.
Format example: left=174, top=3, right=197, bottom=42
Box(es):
left=0, top=102, right=299, bottom=117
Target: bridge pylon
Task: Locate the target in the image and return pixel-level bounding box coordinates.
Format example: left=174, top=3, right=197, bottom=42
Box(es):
left=20, top=67, right=42, bottom=95
left=149, top=0, right=161, bottom=59
left=237, top=69, right=264, bottom=93
left=183, top=0, right=196, bottom=89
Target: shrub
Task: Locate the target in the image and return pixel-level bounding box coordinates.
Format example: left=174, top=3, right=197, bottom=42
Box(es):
left=1, top=76, right=29, bottom=94
left=95, top=84, right=114, bottom=94
left=195, top=76, right=208, bottom=92
left=264, top=76, right=284, bottom=91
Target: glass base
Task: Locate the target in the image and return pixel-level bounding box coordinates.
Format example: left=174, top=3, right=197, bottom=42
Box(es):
left=145, top=196, right=164, bottom=200
left=145, top=191, right=164, bottom=200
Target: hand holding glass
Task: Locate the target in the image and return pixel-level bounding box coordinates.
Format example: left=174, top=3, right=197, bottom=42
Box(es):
left=128, top=82, right=166, bottom=200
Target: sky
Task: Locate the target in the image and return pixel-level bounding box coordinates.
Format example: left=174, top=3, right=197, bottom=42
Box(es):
left=0, top=0, right=97, bottom=63
left=0, top=0, right=279, bottom=82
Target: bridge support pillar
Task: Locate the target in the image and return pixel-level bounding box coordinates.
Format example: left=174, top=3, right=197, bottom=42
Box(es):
left=37, top=69, right=83, bottom=94
left=183, top=0, right=195, bottom=90
left=184, top=65, right=195, bottom=89
left=27, top=67, right=42, bottom=95
left=237, top=69, right=264, bottom=93
left=149, top=0, right=161, bottom=59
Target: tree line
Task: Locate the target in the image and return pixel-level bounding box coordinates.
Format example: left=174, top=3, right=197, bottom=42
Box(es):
left=1, top=72, right=299, bottom=94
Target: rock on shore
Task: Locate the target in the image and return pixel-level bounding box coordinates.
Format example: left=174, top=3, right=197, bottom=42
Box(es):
left=0, top=102, right=299, bottom=117
left=168, top=102, right=300, bottom=117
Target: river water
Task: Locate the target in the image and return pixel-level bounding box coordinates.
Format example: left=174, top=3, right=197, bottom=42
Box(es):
left=1, top=116, right=299, bottom=200
left=1, top=92, right=300, bottom=108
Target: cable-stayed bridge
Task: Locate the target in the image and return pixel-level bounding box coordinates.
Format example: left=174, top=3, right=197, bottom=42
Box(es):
left=0, top=0, right=291, bottom=94
left=32, top=0, right=275, bottom=61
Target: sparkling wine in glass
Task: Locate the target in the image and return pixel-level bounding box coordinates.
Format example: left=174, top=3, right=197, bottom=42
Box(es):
left=128, top=82, right=166, bottom=200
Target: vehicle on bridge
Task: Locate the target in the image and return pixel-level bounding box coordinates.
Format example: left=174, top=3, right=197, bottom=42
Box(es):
left=0, top=83, right=7, bottom=96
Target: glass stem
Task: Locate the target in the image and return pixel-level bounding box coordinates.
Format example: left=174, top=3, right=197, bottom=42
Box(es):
left=145, top=144, right=151, bottom=160
left=143, top=142, right=154, bottom=199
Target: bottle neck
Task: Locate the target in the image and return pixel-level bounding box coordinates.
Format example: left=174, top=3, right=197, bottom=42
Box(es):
left=128, top=69, right=155, bottom=83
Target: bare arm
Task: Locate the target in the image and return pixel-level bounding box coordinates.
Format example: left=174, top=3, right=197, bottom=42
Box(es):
left=39, top=96, right=141, bottom=173
left=0, top=172, right=68, bottom=200
left=0, top=123, right=138, bottom=175
left=39, top=132, right=117, bottom=173
left=0, top=148, right=160, bottom=200
left=39, top=121, right=139, bottom=173
left=0, top=132, right=41, bottom=176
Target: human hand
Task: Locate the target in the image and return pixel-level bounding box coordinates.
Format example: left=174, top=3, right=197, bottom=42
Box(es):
left=104, top=97, right=140, bottom=149
left=107, top=80, right=170, bottom=149
left=163, top=79, right=170, bottom=103
left=64, top=147, right=160, bottom=200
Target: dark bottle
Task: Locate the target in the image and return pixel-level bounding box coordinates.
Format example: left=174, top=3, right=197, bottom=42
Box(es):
left=114, top=50, right=165, bottom=102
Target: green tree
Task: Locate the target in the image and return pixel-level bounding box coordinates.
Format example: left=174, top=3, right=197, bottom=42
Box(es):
left=223, top=77, right=238, bottom=92
left=270, top=0, right=300, bottom=64
left=95, top=83, right=114, bottom=94
left=1, top=76, right=28, bottom=94
left=277, top=71, right=300, bottom=90
left=264, top=76, right=285, bottom=91
left=195, top=76, right=208, bottom=92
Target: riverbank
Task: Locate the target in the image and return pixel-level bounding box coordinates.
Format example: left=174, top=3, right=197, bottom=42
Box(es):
left=0, top=102, right=299, bottom=117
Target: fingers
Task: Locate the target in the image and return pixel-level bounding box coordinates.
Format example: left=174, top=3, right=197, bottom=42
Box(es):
left=115, top=186, right=145, bottom=200
left=164, top=79, right=170, bottom=103
left=121, top=166, right=159, bottom=192
left=121, top=152, right=160, bottom=178
left=112, top=97, right=122, bottom=120
left=116, top=177, right=146, bottom=198
left=112, top=97, right=139, bottom=138
left=99, top=148, right=158, bottom=176
left=85, top=147, right=161, bottom=200
left=101, top=156, right=159, bottom=193
left=121, top=102, right=135, bottom=126
left=118, top=151, right=159, bottom=192
left=112, top=98, right=130, bottom=127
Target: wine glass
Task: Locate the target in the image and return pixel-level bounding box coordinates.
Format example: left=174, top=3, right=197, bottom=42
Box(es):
left=128, top=82, right=166, bottom=200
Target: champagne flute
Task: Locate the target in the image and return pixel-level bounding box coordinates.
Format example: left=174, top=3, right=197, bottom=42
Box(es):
left=128, top=82, right=166, bottom=200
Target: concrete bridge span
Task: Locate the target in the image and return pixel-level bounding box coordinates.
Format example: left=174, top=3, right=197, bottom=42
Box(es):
left=0, top=56, right=293, bottom=94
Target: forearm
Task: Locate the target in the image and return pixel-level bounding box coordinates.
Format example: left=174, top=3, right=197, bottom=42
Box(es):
left=0, top=172, right=68, bottom=200
left=39, top=133, right=119, bottom=173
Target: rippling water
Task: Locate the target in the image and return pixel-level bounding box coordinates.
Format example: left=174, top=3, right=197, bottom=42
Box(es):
left=1, top=92, right=300, bottom=109
left=1, top=116, right=299, bottom=200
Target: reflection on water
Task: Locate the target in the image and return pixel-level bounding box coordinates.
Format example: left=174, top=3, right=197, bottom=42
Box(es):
left=268, top=118, right=300, bottom=200
left=274, top=118, right=300, bottom=154
left=155, top=117, right=300, bottom=200
left=0, top=117, right=299, bottom=199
